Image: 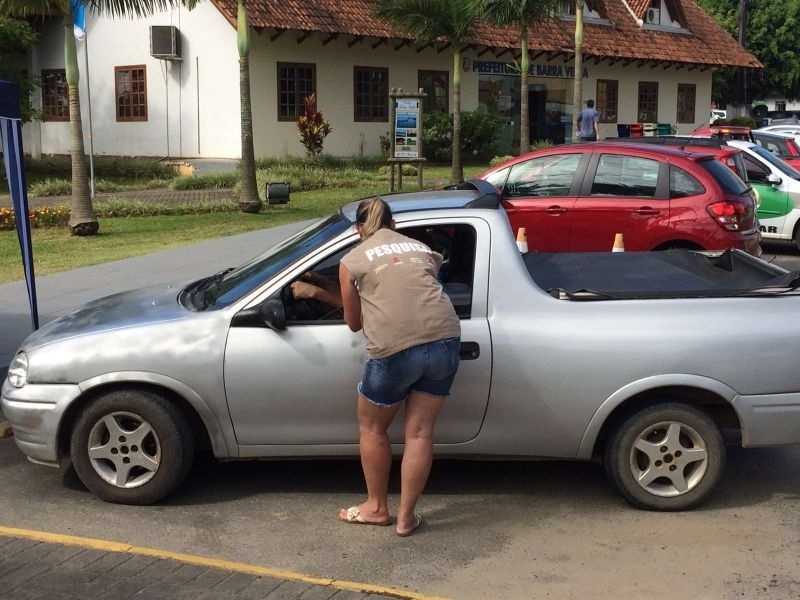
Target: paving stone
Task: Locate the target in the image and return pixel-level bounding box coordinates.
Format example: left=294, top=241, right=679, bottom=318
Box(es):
left=0, top=561, right=50, bottom=588
left=210, top=571, right=260, bottom=594
left=183, top=565, right=231, bottom=590
left=80, top=551, right=133, bottom=574
left=132, top=556, right=182, bottom=582
left=265, top=580, right=314, bottom=599
left=106, top=554, right=158, bottom=578
left=60, top=548, right=111, bottom=570
left=297, top=584, right=339, bottom=599
left=132, top=581, right=206, bottom=600
left=0, top=539, right=40, bottom=557
left=34, top=543, right=85, bottom=567
left=96, top=575, right=151, bottom=600
left=160, top=563, right=209, bottom=586
left=329, top=590, right=369, bottom=600
left=236, top=575, right=286, bottom=599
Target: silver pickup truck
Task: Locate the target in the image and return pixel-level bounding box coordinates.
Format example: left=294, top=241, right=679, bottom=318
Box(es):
left=4, top=180, right=800, bottom=510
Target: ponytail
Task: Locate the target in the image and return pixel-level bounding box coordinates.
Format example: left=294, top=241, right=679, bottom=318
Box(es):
left=355, top=197, right=392, bottom=239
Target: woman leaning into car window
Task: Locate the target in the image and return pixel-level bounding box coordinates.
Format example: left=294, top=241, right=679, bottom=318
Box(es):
left=292, top=197, right=461, bottom=537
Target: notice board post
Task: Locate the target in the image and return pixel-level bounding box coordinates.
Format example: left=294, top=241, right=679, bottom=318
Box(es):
left=388, top=88, right=427, bottom=192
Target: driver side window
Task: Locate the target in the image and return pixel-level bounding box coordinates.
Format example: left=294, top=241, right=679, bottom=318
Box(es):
left=281, top=223, right=477, bottom=323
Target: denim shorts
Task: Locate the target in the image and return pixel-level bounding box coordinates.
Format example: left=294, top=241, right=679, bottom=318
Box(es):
left=358, top=337, right=461, bottom=407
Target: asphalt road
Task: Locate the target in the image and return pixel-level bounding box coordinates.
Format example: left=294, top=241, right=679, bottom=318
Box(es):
left=1, top=438, right=800, bottom=599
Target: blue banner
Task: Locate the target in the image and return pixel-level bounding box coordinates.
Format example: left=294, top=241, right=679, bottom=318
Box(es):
left=0, top=80, right=39, bottom=330
left=72, top=0, right=86, bottom=39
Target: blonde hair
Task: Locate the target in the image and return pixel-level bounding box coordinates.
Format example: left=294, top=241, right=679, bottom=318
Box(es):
left=355, top=197, right=392, bottom=239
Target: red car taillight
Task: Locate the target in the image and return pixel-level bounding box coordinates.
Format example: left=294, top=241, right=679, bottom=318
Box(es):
left=706, top=199, right=753, bottom=231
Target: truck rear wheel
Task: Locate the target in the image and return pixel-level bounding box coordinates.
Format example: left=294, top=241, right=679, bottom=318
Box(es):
left=604, top=403, right=725, bottom=511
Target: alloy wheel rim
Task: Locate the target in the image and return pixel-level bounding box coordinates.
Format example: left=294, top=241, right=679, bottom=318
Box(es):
left=86, top=411, right=161, bottom=488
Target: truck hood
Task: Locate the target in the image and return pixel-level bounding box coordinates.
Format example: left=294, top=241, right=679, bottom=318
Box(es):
left=22, top=282, right=193, bottom=351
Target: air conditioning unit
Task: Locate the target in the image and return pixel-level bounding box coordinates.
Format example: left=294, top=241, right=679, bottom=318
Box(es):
left=150, top=25, right=181, bottom=60
left=645, top=7, right=661, bottom=25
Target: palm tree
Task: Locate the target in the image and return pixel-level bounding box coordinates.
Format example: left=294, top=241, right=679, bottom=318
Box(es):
left=0, top=0, right=198, bottom=235
left=471, top=0, right=557, bottom=154
left=572, top=0, right=584, bottom=138
left=236, top=0, right=260, bottom=213
left=374, top=0, right=481, bottom=184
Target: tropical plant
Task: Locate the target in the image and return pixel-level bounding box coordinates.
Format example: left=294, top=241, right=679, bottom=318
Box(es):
left=470, top=0, right=557, bottom=154
left=374, top=0, right=481, bottom=184
left=0, top=0, right=199, bottom=235
left=422, top=105, right=500, bottom=163
left=236, top=0, right=260, bottom=213
left=0, top=16, right=41, bottom=122
left=572, top=0, right=584, bottom=136
left=296, top=93, right=333, bottom=160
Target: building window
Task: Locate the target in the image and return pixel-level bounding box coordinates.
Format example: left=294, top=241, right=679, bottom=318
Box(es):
left=557, top=0, right=606, bottom=18
left=278, top=62, right=316, bottom=121
left=354, top=67, right=388, bottom=122
left=596, top=79, right=618, bottom=123
left=115, top=65, right=147, bottom=122
left=638, top=81, right=658, bottom=123
left=776, top=101, right=787, bottom=112
left=418, top=70, right=449, bottom=114
left=41, top=69, right=69, bottom=121
left=676, top=83, right=696, bottom=123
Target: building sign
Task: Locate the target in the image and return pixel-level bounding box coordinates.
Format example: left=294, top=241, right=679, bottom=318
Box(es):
left=394, top=98, right=420, bottom=159
left=472, top=60, right=588, bottom=79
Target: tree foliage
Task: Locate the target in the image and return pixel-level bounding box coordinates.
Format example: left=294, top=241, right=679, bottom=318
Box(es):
left=0, top=16, right=40, bottom=121
left=697, top=0, right=800, bottom=102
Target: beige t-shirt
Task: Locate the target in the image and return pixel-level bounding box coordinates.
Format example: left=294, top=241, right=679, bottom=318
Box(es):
left=341, top=228, right=461, bottom=358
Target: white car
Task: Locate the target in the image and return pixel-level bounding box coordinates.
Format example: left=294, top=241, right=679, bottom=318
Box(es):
left=728, top=140, right=800, bottom=248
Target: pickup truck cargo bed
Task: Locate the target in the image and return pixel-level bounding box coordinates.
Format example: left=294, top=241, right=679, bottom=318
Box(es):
left=524, top=249, right=800, bottom=299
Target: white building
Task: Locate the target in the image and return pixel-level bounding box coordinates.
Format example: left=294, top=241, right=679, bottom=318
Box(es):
left=22, top=0, right=761, bottom=159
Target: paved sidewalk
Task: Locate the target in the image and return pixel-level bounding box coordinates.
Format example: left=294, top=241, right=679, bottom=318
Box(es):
left=0, top=530, right=416, bottom=600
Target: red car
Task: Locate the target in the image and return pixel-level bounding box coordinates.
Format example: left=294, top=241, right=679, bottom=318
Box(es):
left=476, top=142, right=762, bottom=255
left=751, top=131, right=800, bottom=169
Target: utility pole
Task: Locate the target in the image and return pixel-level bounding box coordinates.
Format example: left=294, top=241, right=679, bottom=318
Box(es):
left=737, top=0, right=748, bottom=109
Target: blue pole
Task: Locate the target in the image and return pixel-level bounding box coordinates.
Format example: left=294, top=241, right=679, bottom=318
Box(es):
left=1, top=80, right=39, bottom=330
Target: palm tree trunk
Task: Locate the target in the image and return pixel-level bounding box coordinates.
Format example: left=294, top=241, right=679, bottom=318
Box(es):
left=64, top=17, right=98, bottom=236
left=451, top=47, right=464, bottom=184
left=519, top=25, right=530, bottom=154
left=237, top=1, right=261, bottom=213
left=572, top=0, right=584, bottom=140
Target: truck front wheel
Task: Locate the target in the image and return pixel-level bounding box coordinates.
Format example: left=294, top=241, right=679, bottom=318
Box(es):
left=69, top=389, right=194, bottom=505
left=604, top=403, right=725, bottom=511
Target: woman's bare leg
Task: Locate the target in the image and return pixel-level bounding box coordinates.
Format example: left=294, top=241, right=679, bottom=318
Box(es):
left=397, top=390, right=445, bottom=535
left=340, top=395, right=401, bottom=524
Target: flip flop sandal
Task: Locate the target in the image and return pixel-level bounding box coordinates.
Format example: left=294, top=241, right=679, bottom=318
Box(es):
left=396, top=514, right=422, bottom=537
left=339, top=506, right=392, bottom=526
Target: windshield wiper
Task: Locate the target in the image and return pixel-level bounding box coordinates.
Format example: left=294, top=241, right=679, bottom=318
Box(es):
left=190, top=268, right=234, bottom=310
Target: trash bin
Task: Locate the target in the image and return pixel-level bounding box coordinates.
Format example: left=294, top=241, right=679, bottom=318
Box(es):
left=656, top=123, right=672, bottom=136
left=616, top=124, right=631, bottom=138
left=629, top=123, right=644, bottom=137
left=642, top=123, right=656, bottom=137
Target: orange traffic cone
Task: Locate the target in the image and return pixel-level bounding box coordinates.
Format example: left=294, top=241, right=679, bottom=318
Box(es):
left=612, top=233, right=625, bottom=252
left=516, top=227, right=528, bottom=253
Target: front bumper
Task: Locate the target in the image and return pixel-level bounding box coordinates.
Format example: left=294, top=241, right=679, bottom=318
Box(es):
left=1, top=379, right=82, bottom=464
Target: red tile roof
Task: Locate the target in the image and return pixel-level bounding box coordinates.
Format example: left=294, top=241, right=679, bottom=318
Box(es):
left=211, top=0, right=760, bottom=69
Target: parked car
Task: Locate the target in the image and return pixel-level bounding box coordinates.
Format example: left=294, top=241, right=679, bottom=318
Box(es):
left=4, top=181, right=800, bottom=511
left=476, top=142, right=761, bottom=255
left=751, top=130, right=800, bottom=169
left=757, top=124, right=800, bottom=136
left=691, top=125, right=754, bottom=142
left=727, top=140, right=800, bottom=248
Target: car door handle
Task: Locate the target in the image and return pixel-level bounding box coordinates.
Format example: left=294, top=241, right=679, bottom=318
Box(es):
left=545, top=206, right=567, bottom=214
left=459, top=342, right=480, bottom=360
left=634, top=207, right=660, bottom=215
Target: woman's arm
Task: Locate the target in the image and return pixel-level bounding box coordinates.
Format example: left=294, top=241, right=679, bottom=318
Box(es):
left=339, top=263, right=362, bottom=332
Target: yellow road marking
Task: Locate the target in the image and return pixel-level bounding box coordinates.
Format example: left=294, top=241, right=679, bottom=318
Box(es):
left=0, top=525, right=449, bottom=600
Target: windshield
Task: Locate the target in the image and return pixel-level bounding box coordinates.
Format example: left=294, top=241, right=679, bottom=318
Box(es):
left=197, top=213, right=350, bottom=309
left=750, top=145, right=800, bottom=180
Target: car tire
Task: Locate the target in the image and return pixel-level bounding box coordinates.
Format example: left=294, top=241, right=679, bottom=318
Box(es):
left=70, top=389, right=194, bottom=505
left=604, top=403, right=725, bottom=511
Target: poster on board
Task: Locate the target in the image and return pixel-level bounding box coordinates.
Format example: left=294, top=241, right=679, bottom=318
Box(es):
left=394, top=98, right=420, bottom=158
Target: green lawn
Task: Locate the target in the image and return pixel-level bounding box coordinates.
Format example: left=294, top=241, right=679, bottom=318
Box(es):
left=0, top=165, right=486, bottom=284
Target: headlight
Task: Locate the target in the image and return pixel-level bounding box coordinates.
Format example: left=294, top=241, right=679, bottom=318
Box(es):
left=7, top=352, right=28, bottom=388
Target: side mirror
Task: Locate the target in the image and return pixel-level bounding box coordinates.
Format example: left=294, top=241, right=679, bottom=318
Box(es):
left=767, top=173, right=782, bottom=186
left=231, top=299, right=286, bottom=330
